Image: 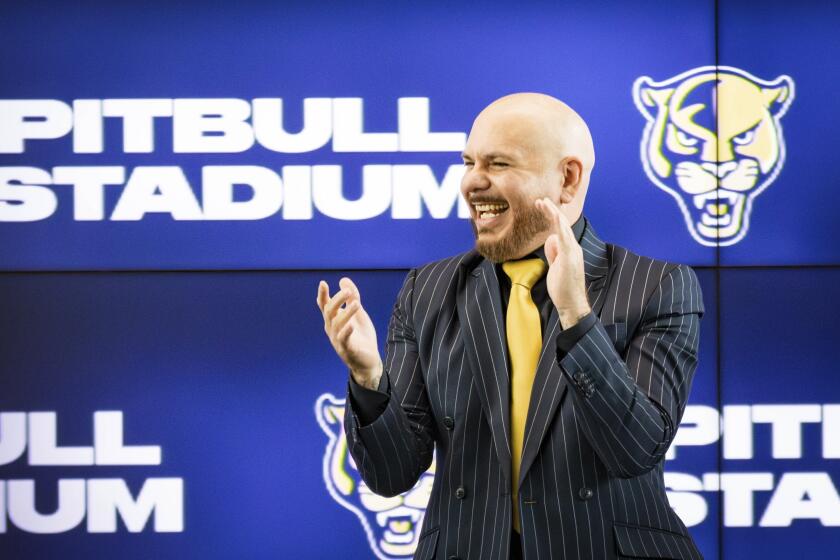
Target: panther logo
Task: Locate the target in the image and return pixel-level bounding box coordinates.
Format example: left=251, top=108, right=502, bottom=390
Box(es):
left=633, top=66, right=794, bottom=246
left=315, top=393, right=435, bottom=560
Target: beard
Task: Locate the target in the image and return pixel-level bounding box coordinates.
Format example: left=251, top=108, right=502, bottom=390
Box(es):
left=472, top=199, right=551, bottom=263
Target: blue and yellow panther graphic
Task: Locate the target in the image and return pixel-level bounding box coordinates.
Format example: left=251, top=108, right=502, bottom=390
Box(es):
left=633, top=66, right=794, bottom=246
left=315, top=393, right=435, bottom=560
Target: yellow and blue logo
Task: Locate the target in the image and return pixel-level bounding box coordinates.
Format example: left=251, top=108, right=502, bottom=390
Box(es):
left=633, top=66, right=794, bottom=246
left=315, top=394, right=435, bottom=560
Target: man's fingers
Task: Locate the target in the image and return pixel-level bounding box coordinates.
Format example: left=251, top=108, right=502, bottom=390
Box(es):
left=545, top=233, right=560, bottom=263
left=536, top=198, right=561, bottom=236
left=316, top=281, right=329, bottom=311
left=558, top=219, right=575, bottom=245
left=339, top=277, right=362, bottom=304
left=535, top=198, right=554, bottom=228
left=337, top=322, right=354, bottom=345
left=323, top=288, right=353, bottom=321
left=537, top=197, right=573, bottom=242
left=551, top=200, right=575, bottom=242
left=331, top=300, right=360, bottom=338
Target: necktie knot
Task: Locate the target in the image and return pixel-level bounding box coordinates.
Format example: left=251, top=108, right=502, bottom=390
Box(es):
left=502, top=258, right=546, bottom=290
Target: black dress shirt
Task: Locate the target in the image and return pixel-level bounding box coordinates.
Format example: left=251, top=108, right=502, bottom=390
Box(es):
left=349, top=215, right=597, bottom=425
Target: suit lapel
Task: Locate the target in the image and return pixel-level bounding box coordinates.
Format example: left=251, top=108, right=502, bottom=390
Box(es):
left=456, top=220, right=614, bottom=490
left=457, top=254, right=513, bottom=490
left=518, top=220, right=614, bottom=486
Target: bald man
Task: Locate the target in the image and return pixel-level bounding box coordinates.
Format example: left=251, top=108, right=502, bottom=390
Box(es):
left=318, top=93, right=704, bottom=560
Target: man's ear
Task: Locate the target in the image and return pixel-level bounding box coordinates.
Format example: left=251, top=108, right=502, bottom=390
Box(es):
left=559, top=157, right=583, bottom=203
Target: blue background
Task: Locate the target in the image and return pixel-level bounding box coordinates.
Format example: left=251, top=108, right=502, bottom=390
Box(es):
left=719, top=269, right=840, bottom=558
left=0, top=0, right=718, bottom=269
left=2, top=1, right=839, bottom=559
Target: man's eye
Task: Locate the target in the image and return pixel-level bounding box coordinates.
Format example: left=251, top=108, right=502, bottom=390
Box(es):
left=491, top=161, right=509, bottom=168
left=463, top=161, right=474, bottom=167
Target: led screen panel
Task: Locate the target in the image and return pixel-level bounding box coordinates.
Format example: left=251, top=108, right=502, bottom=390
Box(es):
left=719, top=268, right=840, bottom=558
left=0, top=271, right=403, bottom=558
left=665, top=268, right=720, bottom=560
left=0, top=1, right=716, bottom=270
left=717, top=0, right=840, bottom=265
left=0, top=268, right=722, bottom=558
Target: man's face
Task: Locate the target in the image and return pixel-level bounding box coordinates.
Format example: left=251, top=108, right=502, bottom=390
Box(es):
left=461, top=111, right=558, bottom=262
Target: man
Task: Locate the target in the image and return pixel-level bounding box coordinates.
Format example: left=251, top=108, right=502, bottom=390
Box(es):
left=317, top=93, right=704, bottom=560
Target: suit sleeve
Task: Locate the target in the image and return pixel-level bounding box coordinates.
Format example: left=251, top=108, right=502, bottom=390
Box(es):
left=343, top=268, right=437, bottom=497
left=556, top=264, right=703, bottom=478
left=348, top=370, right=390, bottom=426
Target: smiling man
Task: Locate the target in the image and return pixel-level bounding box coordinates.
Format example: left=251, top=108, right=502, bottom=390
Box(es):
left=317, top=93, right=705, bottom=560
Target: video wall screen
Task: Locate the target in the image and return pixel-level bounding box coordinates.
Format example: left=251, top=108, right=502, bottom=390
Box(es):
left=718, top=268, right=840, bottom=559
left=0, top=271, right=404, bottom=559
left=0, top=269, right=725, bottom=559
left=2, top=1, right=839, bottom=559
left=717, top=0, right=840, bottom=266
left=0, top=0, right=719, bottom=270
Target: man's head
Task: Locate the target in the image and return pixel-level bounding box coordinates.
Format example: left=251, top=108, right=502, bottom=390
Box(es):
left=461, top=93, right=595, bottom=262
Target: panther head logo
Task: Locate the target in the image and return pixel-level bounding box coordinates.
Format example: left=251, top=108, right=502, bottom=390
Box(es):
left=315, top=393, right=435, bottom=560
left=633, top=66, right=794, bottom=246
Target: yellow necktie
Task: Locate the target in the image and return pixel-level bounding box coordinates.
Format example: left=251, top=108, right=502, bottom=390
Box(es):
left=502, top=258, right=546, bottom=533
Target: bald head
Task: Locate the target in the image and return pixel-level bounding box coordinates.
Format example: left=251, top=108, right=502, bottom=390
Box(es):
left=461, top=93, right=596, bottom=261
left=477, top=93, right=594, bottom=166
left=467, top=93, right=595, bottom=214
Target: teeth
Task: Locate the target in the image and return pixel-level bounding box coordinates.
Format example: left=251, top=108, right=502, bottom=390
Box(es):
left=389, top=520, right=412, bottom=532
left=693, top=191, right=738, bottom=209
left=481, top=212, right=498, bottom=219
left=383, top=530, right=416, bottom=544
left=691, top=190, right=743, bottom=229
left=376, top=507, right=421, bottom=527
left=474, top=203, right=509, bottom=212
left=702, top=213, right=732, bottom=226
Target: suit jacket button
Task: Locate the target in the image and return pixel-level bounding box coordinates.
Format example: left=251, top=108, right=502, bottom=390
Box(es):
left=573, top=371, right=585, bottom=383
left=455, top=486, right=467, bottom=499
left=578, top=487, right=594, bottom=500
left=443, top=416, right=455, bottom=430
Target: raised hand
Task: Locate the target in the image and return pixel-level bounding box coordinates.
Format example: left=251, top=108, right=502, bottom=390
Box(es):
left=535, top=197, right=591, bottom=328
left=317, top=277, right=383, bottom=389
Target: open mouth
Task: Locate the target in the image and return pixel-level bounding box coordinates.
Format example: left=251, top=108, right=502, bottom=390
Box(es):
left=692, top=189, right=746, bottom=237
left=377, top=506, right=421, bottom=544
left=472, top=201, right=510, bottom=228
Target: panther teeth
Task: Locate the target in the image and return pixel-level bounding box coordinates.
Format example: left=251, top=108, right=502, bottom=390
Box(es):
left=693, top=190, right=739, bottom=209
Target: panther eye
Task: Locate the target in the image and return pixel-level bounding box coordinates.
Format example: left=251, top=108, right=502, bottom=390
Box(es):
left=733, top=129, right=756, bottom=146
left=676, top=130, right=698, bottom=147
left=665, top=124, right=699, bottom=155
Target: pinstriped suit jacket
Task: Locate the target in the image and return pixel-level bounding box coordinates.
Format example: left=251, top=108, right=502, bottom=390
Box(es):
left=344, top=218, right=704, bottom=560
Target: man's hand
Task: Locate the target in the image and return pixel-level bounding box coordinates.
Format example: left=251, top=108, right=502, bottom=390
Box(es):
left=317, top=277, right=383, bottom=389
left=535, top=197, right=591, bottom=329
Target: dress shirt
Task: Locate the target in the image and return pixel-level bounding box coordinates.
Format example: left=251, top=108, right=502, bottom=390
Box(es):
left=349, top=215, right=596, bottom=426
